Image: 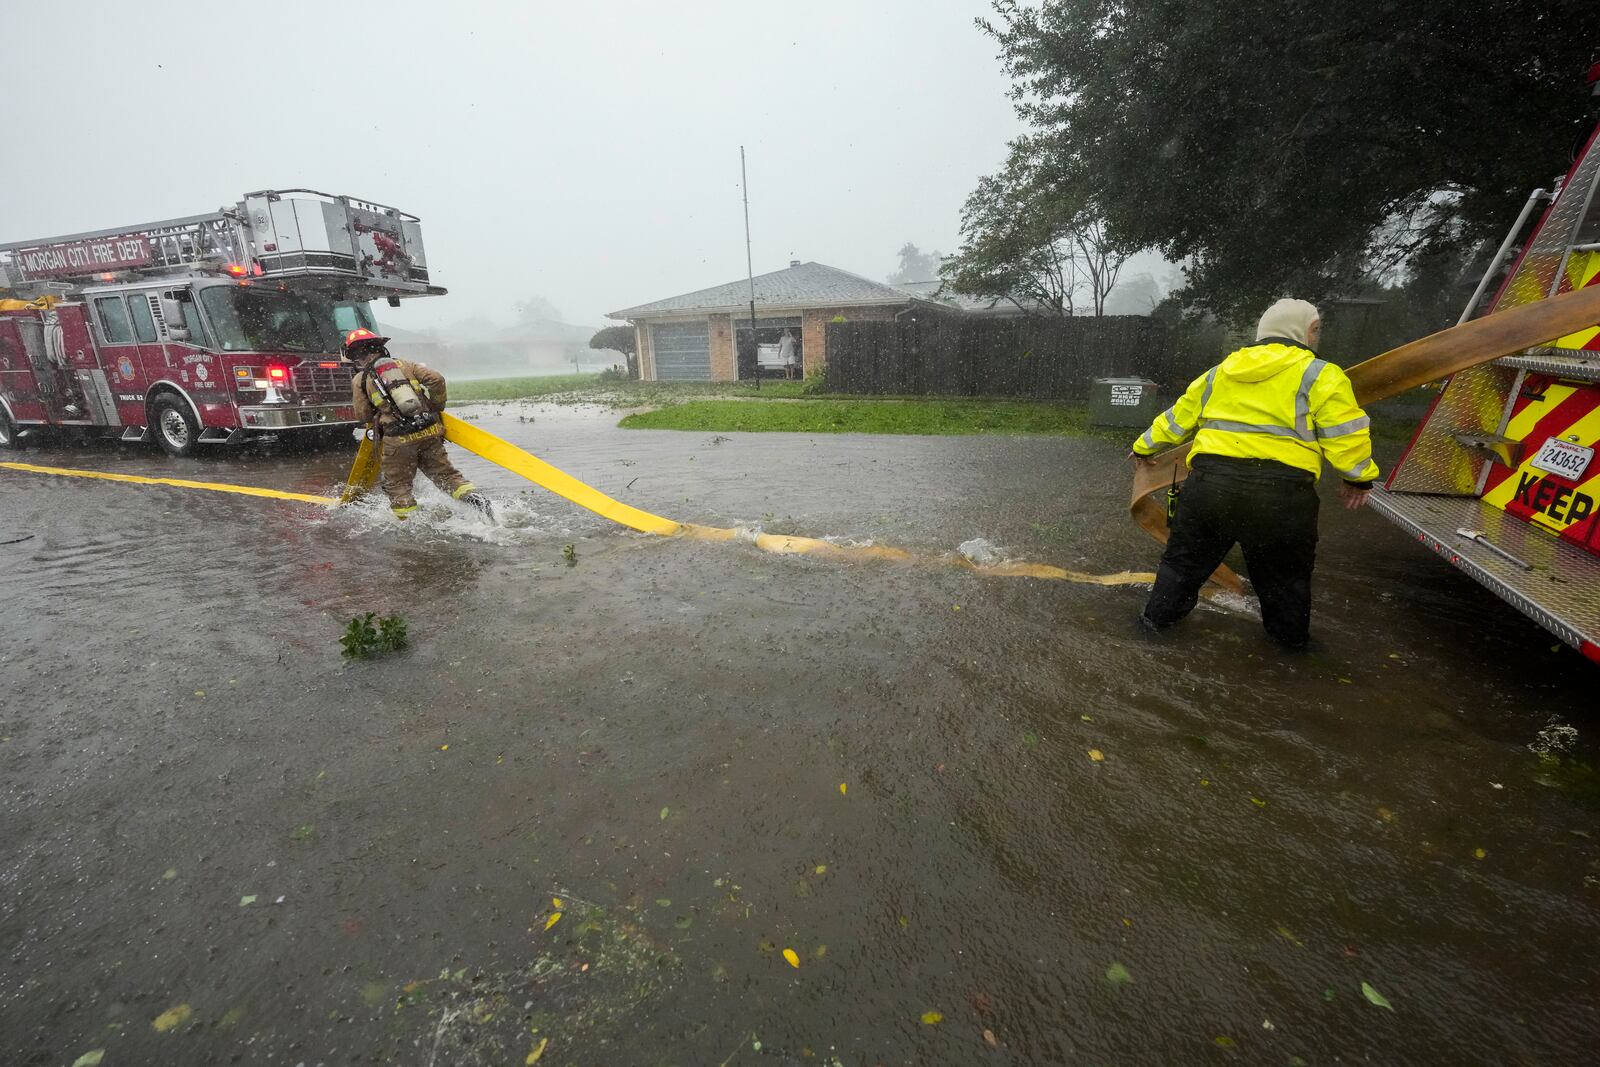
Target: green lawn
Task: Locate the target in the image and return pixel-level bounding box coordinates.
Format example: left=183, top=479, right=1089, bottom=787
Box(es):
left=618, top=398, right=1100, bottom=437
left=449, top=373, right=605, bottom=403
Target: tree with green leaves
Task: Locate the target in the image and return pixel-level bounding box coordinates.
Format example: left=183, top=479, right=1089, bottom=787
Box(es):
left=943, top=149, right=1130, bottom=316
left=887, top=243, right=945, bottom=285
left=589, top=324, right=639, bottom=379
left=977, top=0, right=1598, bottom=322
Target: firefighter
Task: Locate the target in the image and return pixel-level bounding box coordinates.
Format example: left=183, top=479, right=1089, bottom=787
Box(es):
left=341, top=328, right=493, bottom=521
left=1130, top=299, right=1379, bottom=648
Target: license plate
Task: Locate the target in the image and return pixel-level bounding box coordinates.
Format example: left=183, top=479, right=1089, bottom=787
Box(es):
left=1528, top=436, right=1594, bottom=481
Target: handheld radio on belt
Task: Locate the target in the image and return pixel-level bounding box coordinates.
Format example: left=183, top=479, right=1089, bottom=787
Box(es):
left=1166, top=465, right=1181, bottom=520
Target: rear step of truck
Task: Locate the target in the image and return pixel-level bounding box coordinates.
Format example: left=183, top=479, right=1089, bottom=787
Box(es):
left=1370, top=487, right=1600, bottom=660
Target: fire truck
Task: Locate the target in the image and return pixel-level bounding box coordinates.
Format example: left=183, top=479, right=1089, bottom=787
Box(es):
left=1371, top=120, right=1600, bottom=662
left=0, top=189, right=443, bottom=456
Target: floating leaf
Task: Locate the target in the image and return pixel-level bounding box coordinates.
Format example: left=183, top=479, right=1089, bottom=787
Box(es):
left=655, top=898, right=672, bottom=908
left=814, top=944, right=828, bottom=959
left=1214, top=1035, right=1236, bottom=1048
left=526, top=1036, right=549, bottom=1063
left=1377, top=807, right=1395, bottom=823
left=1275, top=924, right=1303, bottom=947
left=674, top=915, right=694, bottom=930
left=1249, top=797, right=1267, bottom=808
left=1022, top=732, right=1038, bottom=747
left=839, top=783, right=847, bottom=795
left=659, top=806, right=669, bottom=821
left=1080, top=714, right=1093, bottom=722
left=161, top=868, right=177, bottom=880
left=1105, top=962, right=1133, bottom=985
left=439, top=744, right=449, bottom=751
left=983, top=1029, right=998, bottom=1047
left=1361, top=981, right=1393, bottom=1010
left=1088, top=749, right=1105, bottom=762
left=72, top=1051, right=106, bottom=1067
left=814, top=864, right=827, bottom=875
left=783, top=948, right=800, bottom=968
left=152, top=1003, right=192, bottom=1032
left=1473, top=847, right=1486, bottom=860
left=552, top=897, right=563, bottom=909
left=545, top=912, right=562, bottom=931
left=239, top=895, right=256, bottom=907
left=920, top=1010, right=943, bottom=1025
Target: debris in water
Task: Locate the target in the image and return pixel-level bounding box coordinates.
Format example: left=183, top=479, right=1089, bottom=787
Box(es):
left=983, top=1029, right=998, bottom=1047
left=239, top=895, right=256, bottom=906
left=1088, top=749, right=1105, bottom=762
left=839, top=783, right=847, bottom=795
left=1529, top=720, right=1578, bottom=759
left=1361, top=982, right=1394, bottom=1010
left=920, top=1011, right=943, bottom=1025
left=526, top=1036, right=549, bottom=1063
left=1105, top=962, right=1133, bottom=985
left=546, top=913, right=562, bottom=931
left=71, top=1051, right=105, bottom=1067
left=783, top=948, right=800, bottom=968
left=151, top=1004, right=192, bottom=1032
left=659, top=806, right=669, bottom=821
left=958, top=538, right=1001, bottom=565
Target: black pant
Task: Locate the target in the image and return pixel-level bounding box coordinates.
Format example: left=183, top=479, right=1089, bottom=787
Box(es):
left=1142, top=455, right=1320, bottom=646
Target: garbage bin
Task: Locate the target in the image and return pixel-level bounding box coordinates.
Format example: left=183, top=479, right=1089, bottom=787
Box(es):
left=1089, top=377, right=1161, bottom=429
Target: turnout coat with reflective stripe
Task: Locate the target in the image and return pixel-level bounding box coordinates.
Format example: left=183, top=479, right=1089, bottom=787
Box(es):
left=1131, top=339, right=1380, bottom=484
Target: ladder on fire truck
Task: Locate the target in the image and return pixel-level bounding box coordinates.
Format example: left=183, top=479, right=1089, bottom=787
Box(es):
left=0, top=189, right=444, bottom=301
left=1369, top=122, right=1600, bottom=661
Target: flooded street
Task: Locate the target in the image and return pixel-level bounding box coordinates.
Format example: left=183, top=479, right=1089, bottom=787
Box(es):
left=2, top=404, right=1597, bottom=1066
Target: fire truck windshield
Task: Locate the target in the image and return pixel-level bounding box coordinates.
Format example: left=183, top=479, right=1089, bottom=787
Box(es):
left=199, top=287, right=375, bottom=354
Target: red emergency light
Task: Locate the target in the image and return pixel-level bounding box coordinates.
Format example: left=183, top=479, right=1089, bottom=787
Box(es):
left=266, top=365, right=289, bottom=382
left=225, top=263, right=248, bottom=277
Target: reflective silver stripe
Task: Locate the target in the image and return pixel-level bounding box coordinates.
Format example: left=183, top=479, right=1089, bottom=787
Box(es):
left=1139, top=427, right=1157, bottom=449
left=1200, top=418, right=1315, bottom=441
left=1338, top=462, right=1376, bottom=480
left=1295, top=358, right=1328, bottom=434
left=1198, top=367, right=1219, bottom=414
left=1162, top=407, right=1183, bottom=436
left=1315, top=415, right=1370, bottom=438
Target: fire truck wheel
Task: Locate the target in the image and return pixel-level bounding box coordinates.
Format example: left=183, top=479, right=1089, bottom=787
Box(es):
left=150, top=394, right=200, bottom=457
left=0, top=407, right=17, bottom=450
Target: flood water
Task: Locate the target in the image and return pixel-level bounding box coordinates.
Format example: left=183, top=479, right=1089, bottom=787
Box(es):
left=1, top=404, right=1596, bottom=1066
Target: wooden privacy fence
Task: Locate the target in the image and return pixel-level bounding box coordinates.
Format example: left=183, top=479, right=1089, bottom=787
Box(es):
left=824, top=314, right=1205, bottom=400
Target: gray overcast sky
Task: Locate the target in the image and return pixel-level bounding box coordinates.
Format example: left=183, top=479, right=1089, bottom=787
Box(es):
left=0, top=0, right=1024, bottom=332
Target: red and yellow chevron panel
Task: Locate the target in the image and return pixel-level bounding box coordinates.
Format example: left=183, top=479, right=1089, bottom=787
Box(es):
left=1553, top=250, right=1600, bottom=351
left=1481, top=374, right=1600, bottom=555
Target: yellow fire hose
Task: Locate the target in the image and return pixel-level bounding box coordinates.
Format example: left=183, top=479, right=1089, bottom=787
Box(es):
left=4, top=414, right=1154, bottom=588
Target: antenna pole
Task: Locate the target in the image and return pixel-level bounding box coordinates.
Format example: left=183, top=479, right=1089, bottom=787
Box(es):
left=742, top=146, right=760, bottom=390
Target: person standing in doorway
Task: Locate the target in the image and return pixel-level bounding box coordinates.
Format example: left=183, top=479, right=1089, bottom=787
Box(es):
left=1129, top=299, right=1378, bottom=648
left=778, top=328, right=799, bottom=380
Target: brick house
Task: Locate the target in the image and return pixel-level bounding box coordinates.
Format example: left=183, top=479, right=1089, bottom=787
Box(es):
left=608, top=260, right=929, bottom=381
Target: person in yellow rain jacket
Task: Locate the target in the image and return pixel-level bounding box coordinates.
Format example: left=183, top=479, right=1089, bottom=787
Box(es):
left=343, top=328, right=493, bottom=521
left=1130, top=298, right=1379, bottom=648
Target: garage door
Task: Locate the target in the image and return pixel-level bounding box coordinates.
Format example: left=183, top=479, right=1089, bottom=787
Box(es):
left=651, top=322, right=711, bottom=380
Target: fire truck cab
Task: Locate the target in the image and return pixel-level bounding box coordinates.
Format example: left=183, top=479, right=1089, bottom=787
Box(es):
left=0, top=189, right=444, bottom=456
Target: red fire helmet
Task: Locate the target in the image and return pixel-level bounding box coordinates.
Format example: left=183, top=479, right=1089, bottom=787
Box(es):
left=341, top=327, right=391, bottom=358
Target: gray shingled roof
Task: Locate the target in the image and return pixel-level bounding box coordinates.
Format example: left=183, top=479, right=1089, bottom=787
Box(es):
left=608, top=261, right=912, bottom=319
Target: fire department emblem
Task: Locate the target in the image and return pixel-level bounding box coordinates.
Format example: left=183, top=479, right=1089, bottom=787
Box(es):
left=117, top=355, right=134, bottom=381
left=194, top=363, right=209, bottom=382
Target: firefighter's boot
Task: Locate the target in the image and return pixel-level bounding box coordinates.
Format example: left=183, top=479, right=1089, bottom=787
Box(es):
left=461, top=490, right=496, bottom=524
